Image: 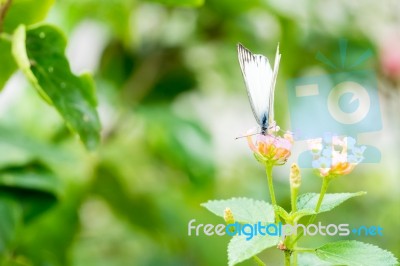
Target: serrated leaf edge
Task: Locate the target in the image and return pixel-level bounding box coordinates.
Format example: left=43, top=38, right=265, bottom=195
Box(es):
left=316, top=240, right=399, bottom=266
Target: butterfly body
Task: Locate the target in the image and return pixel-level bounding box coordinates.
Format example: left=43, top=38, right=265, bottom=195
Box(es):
left=237, top=43, right=281, bottom=135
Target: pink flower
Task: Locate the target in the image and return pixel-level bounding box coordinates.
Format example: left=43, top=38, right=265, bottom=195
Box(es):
left=380, top=36, right=400, bottom=80
left=247, top=129, right=293, bottom=166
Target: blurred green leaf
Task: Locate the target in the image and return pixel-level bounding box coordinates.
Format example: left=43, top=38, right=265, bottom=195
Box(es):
left=0, top=200, right=22, bottom=255
left=0, top=38, right=16, bottom=90
left=0, top=126, right=69, bottom=169
left=17, top=186, right=81, bottom=266
left=146, top=0, right=204, bottom=7
left=99, top=40, right=136, bottom=87
left=144, top=64, right=197, bottom=103
left=141, top=106, right=214, bottom=186
left=316, top=241, right=398, bottom=266
left=12, top=24, right=101, bottom=150
left=202, top=197, right=274, bottom=224
left=0, top=165, right=60, bottom=196
left=206, top=0, right=259, bottom=16
left=0, top=163, right=61, bottom=222
left=54, top=0, right=132, bottom=43
left=297, top=192, right=366, bottom=215
left=228, top=234, right=279, bottom=266
left=135, top=49, right=197, bottom=104
left=3, top=0, right=54, bottom=33
left=91, top=165, right=163, bottom=232
left=0, top=141, right=35, bottom=169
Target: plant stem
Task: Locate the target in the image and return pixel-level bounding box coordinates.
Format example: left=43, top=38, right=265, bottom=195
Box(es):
left=292, top=177, right=330, bottom=244
left=284, top=250, right=291, bottom=266
left=292, top=244, right=297, bottom=265
left=314, top=177, right=330, bottom=213
left=265, top=164, right=280, bottom=223
left=290, top=190, right=297, bottom=213
left=253, top=255, right=266, bottom=266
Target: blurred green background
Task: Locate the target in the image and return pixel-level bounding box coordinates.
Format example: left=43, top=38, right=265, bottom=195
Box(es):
left=0, top=0, right=399, bottom=265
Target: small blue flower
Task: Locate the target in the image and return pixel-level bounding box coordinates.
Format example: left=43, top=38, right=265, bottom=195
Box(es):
left=312, top=157, right=332, bottom=169
left=346, top=137, right=356, bottom=151
left=322, top=147, right=332, bottom=158
left=323, top=133, right=333, bottom=144
left=353, top=146, right=366, bottom=156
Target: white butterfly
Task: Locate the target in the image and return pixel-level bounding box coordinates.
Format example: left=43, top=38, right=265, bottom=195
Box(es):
left=237, top=43, right=281, bottom=135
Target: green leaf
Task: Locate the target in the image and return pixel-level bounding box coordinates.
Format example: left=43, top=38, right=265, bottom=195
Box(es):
left=228, top=234, right=279, bottom=266
left=0, top=166, right=60, bottom=196
left=141, top=106, right=214, bottom=186
left=55, top=0, right=133, bottom=44
left=0, top=126, right=70, bottom=169
left=0, top=163, right=61, bottom=222
left=201, top=197, right=274, bottom=224
left=298, top=253, right=331, bottom=266
left=12, top=24, right=101, bottom=149
left=146, top=0, right=204, bottom=7
left=0, top=38, right=17, bottom=90
left=297, top=192, right=366, bottom=215
left=316, top=240, right=399, bottom=266
left=3, top=0, right=54, bottom=33
left=0, top=199, right=22, bottom=254
left=292, top=209, right=316, bottom=222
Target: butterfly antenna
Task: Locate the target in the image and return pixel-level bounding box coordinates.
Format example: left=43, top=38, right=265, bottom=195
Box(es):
left=235, top=132, right=260, bottom=140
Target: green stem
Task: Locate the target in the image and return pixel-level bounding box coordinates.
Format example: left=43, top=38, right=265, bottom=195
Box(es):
left=252, top=255, right=266, bottom=266
left=314, top=177, right=330, bottom=213
left=284, top=250, right=291, bottom=266
left=292, top=253, right=297, bottom=265
left=266, top=164, right=280, bottom=223
left=293, top=177, right=330, bottom=244
left=290, top=190, right=297, bottom=213
left=285, top=221, right=297, bottom=265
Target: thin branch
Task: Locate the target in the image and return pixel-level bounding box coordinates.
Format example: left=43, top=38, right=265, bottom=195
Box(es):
left=0, top=0, right=12, bottom=32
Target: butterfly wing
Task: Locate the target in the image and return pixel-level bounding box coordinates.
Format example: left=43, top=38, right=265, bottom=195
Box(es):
left=237, top=43, right=274, bottom=129
left=268, top=44, right=281, bottom=125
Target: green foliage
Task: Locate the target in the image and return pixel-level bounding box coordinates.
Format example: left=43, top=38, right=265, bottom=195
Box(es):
left=296, top=192, right=366, bottom=216
left=0, top=0, right=398, bottom=265
left=147, top=0, right=204, bottom=7
left=202, top=197, right=275, bottom=223
left=203, top=198, right=280, bottom=265
left=203, top=176, right=396, bottom=266
left=0, top=38, right=16, bottom=90
left=228, top=234, right=279, bottom=266
left=0, top=200, right=22, bottom=254
left=141, top=106, right=214, bottom=186
left=2, top=0, right=54, bottom=33
left=54, top=0, right=133, bottom=43
left=316, top=241, right=399, bottom=266
left=0, top=163, right=60, bottom=222
left=297, top=253, right=331, bottom=266
left=12, top=24, right=101, bottom=150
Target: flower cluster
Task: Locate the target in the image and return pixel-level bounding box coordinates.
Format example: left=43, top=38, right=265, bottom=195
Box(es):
left=246, top=127, right=293, bottom=166
left=309, top=135, right=366, bottom=178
